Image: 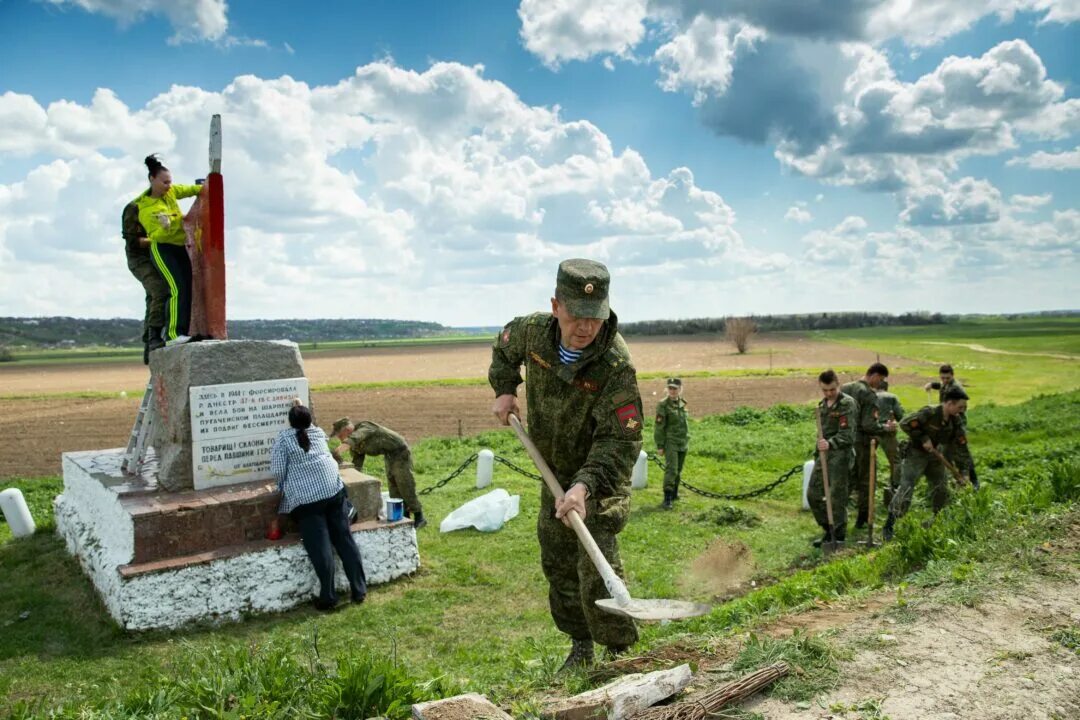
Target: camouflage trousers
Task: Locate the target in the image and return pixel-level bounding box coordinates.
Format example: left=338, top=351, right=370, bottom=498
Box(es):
left=386, top=450, right=422, bottom=516
left=808, top=448, right=850, bottom=533
left=876, top=433, right=902, bottom=504
left=538, top=489, right=638, bottom=648
left=849, top=438, right=875, bottom=519
left=662, top=446, right=687, bottom=494
left=888, top=450, right=950, bottom=519
left=127, top=250, right=168, bottom=344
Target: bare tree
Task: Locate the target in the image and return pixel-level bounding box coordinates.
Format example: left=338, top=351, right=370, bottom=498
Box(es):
left=725, top=317, right=757, bottom=354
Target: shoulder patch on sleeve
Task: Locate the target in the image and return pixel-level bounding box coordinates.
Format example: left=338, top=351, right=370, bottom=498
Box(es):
left=655, top=414, right=664, bottom=424
left=839, top=415, right=848, bottom=428
left=615, top=403, right=641, bottom=436
left=499, top=324, right=512, bottom=348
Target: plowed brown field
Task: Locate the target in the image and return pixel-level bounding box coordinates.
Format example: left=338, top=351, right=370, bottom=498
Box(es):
left=0, top=334, right=913, bottom=479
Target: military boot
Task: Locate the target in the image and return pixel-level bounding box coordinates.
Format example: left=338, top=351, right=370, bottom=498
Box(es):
left=147, top=327, right=166, bottom=353
left=413, top=511, right=427, bottom=530
left=854, top=509, right=868, bottom=529
left=882, top=513, right=896, bottom=542
left=661, top=491, right=673, bottom=510
left=558, top=639, right=594, bottom=672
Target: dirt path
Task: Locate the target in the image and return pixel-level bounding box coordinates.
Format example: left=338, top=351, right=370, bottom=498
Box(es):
left=4, top=374, right=931, bottom=480
left=745, top=535, right=1080, bottom=719
left=921, top=341, right=1079, bottom=362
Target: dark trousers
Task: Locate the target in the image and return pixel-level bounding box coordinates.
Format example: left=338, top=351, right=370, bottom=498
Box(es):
left=662, top=447, right=687, bottom=495
left=150, top=242, right=192, bottom=340
left=291, top=490, right=367, bottom=604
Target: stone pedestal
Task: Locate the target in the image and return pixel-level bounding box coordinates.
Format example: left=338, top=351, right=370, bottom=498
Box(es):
left=55, top=448, right=420, bottom=630
left=150, top=340, right=307, bottom=491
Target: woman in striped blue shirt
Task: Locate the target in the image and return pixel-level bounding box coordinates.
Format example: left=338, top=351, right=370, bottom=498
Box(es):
left=271, top=403, right=367, bottom=610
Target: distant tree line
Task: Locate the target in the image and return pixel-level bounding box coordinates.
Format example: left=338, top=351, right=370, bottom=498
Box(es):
left=620, top=312, right=949, bottom=336
left=0, top=317, right=452, bottom=350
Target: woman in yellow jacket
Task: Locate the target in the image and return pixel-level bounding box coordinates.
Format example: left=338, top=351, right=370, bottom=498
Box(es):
left=133, top=154, right=204, bottom=344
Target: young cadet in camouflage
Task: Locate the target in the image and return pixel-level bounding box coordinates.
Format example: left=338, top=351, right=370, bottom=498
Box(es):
left=841, top=363, right=896, bottom=529
left=654, top=377, right=690, bottom=509
left=883, top=386, right=973, bottom=541
left=344, top=420, right=426, bottom=529
left=874, top=380, right=905, bottom=505
left=489, top=258, right=643, bottom=669
left=808, top=369, right=857, bottom=546
left=924, top=364, right=965, bottom=404
left=122, top=202, right=168, bottom=364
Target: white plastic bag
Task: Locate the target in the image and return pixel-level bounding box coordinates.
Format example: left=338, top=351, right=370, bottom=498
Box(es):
left=439, top=488, right=521, bottom=533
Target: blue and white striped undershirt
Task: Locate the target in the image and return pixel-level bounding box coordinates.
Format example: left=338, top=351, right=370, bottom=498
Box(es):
left=558, top=343, right=582, bottom=364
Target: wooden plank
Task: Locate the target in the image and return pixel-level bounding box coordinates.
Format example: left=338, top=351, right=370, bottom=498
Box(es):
left=543, top=664, right=692, bottom=720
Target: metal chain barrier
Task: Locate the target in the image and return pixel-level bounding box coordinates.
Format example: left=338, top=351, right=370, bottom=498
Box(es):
left=417, top=453, right=478, bottom=496
left=416, top=452, right=543, bottom=496
left=649, top=453, right=803, bottom=501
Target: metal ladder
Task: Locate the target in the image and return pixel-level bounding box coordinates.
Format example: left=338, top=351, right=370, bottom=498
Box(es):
left=121, top=380, right=155, bottom=476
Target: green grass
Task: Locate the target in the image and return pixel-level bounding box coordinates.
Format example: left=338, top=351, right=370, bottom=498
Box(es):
left=820, top=318, right=1080, bottom=406
left=3, top=389, right=1078, bottom=717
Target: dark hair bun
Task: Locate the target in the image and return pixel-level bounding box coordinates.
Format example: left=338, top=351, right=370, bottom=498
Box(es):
left=144, top=154, right=167, bottom=177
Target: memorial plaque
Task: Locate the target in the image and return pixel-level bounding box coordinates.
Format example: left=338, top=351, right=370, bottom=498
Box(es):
left=190, top=377, right=309, bottom=490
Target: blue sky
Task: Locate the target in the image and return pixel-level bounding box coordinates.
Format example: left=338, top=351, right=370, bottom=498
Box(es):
left=0, top=0, right=1077, bottom=324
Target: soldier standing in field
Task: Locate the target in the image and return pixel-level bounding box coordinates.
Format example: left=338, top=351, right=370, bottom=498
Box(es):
left=655, top=377, right=690, bottom=510
left=343, top=420, right=426, bottom=530
left=842, top=363, right=896, bottom=530
left=883, top=386, right=973, bottom=541
left=489, top=258, right=643, bottom=669
left=924, top=363, right=965, bottom=403
left=875, top=380, right=905, bottom=505
left=808, top=369, right=857, bottom=547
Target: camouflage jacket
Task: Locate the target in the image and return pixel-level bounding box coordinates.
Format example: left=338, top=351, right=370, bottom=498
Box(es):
left=121, top=201, right=149, bottom=257
left=488, top=311, right=643, bottom=499
left=900, top=405, right=973, bottom=472
left=875, top=391, right=905, bottom=428
left=816, top=393, right=857, bottom=453
left=654, top=396, right=689, bottom=451
left=842, top=379, right=888, bottom=441
left=346, top=421, right=409, bottom=472
left=930, top=378, right=965, bottom=404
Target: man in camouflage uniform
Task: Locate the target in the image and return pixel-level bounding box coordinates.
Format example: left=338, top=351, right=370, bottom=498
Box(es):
left=654, top=377, right=689, bottom=510
left=122, top=202, right=168, bottom=364
left=328, top=417, right=355, bottom=464
left=924, top=364, right=964, bottom=404
left=808, top=369, right=857, bottom=546
left=842, top=363, right=896, bottom=530
left=875, top=380, right=905, bottom=505
left=343, top=420, right=426, bottom=530
left=489, top=258, right=643, bottom=669
left=883, top=386, right=973, bottom=541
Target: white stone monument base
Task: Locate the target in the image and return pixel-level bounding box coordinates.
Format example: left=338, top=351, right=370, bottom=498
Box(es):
left=55, top=449, right=420, bottom=631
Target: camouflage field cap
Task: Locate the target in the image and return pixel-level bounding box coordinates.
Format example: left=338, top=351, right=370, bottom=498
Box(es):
left=332, top=417, right=352, bottom=435
left=556, top=258, right=610, bottom=320
left=666, top=377, right=682, bottom=388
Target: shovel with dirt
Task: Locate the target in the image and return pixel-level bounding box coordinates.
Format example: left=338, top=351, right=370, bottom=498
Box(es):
left=509, top=414, right=710, bottom=622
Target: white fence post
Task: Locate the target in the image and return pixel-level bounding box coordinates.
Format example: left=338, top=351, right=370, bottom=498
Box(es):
left=477, top=449, right=494, bottom=489
left=0, top=488, right=35, bottom=537
left=631, top=450, right=648, bottom=490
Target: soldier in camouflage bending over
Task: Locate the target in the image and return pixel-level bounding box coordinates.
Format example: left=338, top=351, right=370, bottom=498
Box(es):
left=489, top=259, right=644, bottom=670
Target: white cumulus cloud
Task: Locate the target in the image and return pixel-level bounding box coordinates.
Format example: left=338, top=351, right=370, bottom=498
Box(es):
left=1007, top=146, right=1080, bottom=170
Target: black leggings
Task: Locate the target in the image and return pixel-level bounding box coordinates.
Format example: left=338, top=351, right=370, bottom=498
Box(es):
left=150, top=242, right=192, bottom=340
left=291, top=490, right=367, bottom=604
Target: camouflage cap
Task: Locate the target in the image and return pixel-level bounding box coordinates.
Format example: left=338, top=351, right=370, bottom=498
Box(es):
left=666, top=377, right=682, bottom=388
left=331, top=417, right=352, bottom=435
left=555, top=258, right=610, bottom=320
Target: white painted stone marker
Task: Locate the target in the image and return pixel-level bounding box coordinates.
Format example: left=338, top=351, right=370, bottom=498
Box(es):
left=0, top=488, right=36, bottom=537
left=631, top=449, right=648, bottom=489
left=476, top=448, right=494, bottom=489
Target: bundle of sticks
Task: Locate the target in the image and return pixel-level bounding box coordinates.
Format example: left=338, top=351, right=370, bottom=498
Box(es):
left=630, top=661, right=789, bottom=720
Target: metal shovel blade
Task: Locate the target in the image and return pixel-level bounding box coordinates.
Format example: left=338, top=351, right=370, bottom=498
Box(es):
left=595, top=598, right=711, bottom=621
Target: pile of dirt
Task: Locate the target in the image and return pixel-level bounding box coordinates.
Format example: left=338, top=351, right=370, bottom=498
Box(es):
left=679, top=540, right=755, bottom=601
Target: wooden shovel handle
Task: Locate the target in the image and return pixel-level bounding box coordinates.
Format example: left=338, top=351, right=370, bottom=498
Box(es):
left=815, top=406, right=836, bottom=533
left=509, top=414, right=633, bottom=606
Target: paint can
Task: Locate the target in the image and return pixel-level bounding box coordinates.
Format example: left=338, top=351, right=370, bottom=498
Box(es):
left=386, top=497, right=404, bottom=522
